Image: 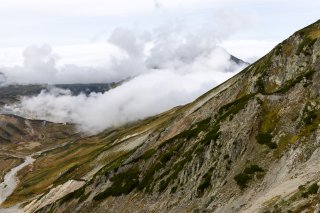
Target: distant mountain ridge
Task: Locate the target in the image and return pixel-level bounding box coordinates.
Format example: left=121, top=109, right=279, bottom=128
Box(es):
left=0, top=83, right=119, bottom=106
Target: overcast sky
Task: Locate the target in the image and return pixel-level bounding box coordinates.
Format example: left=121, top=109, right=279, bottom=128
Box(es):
left=0, top=0, right=319, bottom=64
left=1, top=0, right=319, bottom=133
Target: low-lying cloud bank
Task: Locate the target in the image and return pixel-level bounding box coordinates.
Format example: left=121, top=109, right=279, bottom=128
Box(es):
left=3, top=48, right=245, bottom=134
left=1, top=26, right=247, bottom=134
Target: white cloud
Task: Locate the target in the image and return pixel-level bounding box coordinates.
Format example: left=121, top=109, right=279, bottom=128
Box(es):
left=108, top=28, right=147, bottom=58
left=0, top=43, right=123, bottom=67
left=0, top=44, right=131, bottom=84
left=5, top=47, right=244, bottom=134
left=2, top=25, right=247, bottom=133
left=0, top=17, right=249, bottom=85
left=220, top=40, right=278, bottom=63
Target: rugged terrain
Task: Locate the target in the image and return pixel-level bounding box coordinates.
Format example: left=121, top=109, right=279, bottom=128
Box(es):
left=1, top=20, right=320, bottom=213
left=0, top=114, right=78, bottom=181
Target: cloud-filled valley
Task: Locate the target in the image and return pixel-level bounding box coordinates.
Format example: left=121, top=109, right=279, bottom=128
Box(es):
left=1, top=26, right=247, bottom=134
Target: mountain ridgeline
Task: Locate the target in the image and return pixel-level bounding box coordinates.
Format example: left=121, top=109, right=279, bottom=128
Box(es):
left=1, top=20, right=320, bottom=213
left=0, top=83, right=119, bottom=107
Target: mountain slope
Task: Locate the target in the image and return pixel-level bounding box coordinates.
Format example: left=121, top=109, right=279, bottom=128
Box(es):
left=2, top=20, right=320, bottom=213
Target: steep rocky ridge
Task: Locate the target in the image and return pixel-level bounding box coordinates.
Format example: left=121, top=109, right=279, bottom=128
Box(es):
left=1, top=20, right=320, bottom=213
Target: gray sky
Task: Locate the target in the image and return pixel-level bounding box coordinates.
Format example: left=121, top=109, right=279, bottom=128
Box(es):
left=0, top=0, right=319, bottom=63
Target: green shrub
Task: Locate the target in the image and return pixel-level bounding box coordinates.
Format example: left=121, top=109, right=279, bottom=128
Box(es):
left=197, top=167, right=214, bottom=196
left=256, top=76, right=265, bottom=93
left=54, top=164, right=78, bottom=186
left=274, top=69, right=315, bottom=94
left=234, top=165, right=264, bottom=188
left=139, top=118, right=208, bottom=193
left=197, top=174, right=211, bottom=194
left=174, top=117, right=211, bottom=141
left=94, top=167, right=140, bottom=201
left=170, top=186, right=177, bottom=194
left=160, top=152, right=173, bottom=164
left=304, top=111, right=317, bottom=125
left=139, top=149, right=156, bottom=160
left=298, top=185, right=305, bottom=191
left=200, top=124, right=220, bottom=145
left=138, top=138, right=187, bottom=192
left=234, top=173, right=251, bottom=188
left=256, top=133, right=272, bottom=144
left=301, top=183, right=319, bottom=198
left=217, top=94, right=255, bottom=122
left=256, top=133, right=277, bottom=149
left=60, top=187, right=85, bottom=203
left=138, top=163, right=162, bottom=192
left=296, top=37, right=317, bottom=55
left=155, top=151, right=193, bottom=193
left=244, top=165, right=264, bottom=174
left=307, top=183, right=319, bottom=194
left=158, top=180, right=169, bottom=192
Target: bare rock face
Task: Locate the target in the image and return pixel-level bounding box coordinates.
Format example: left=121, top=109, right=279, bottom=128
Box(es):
left=2, top=20, right=320, bottom=213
